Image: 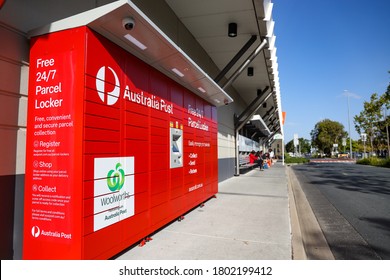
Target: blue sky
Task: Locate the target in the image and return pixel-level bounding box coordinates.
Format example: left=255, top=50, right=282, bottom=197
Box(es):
left=272, top=0, right=390, bottom=143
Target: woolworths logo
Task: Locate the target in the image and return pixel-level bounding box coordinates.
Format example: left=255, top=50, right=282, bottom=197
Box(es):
left=100, top=163, right=129, bottom=207
left=107, top=163, right=125, bottom=191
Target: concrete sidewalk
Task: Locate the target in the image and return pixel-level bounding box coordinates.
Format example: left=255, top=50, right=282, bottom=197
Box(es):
left=116, top=162, right=292, bottom=260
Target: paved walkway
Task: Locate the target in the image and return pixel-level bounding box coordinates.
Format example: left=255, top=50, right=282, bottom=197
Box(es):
left=116, top=162, right=292, bottom=260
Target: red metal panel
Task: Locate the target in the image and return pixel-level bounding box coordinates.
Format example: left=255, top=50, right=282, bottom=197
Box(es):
left=83, top=141, right=120, bottom=154
left=150, top=202, right=170, bottom=225
left=151, top=191, right=169, bottom=208
left=150, top=170, right=169, bottom=195
left=23, top=27, right=87, bottom=259
left=134, top=190, right=149, bottom=214
left=84, top=127, right=120, bottom=142
left=84, top=114, right=121, bottom=131
left=150, top=68, right=169, bottom=101
left=83, top=211, right=149, bottom=259
left=84, top=99, right=120, bottom=119
left=123, top=54, right=150, bottom=92
left=170, top=84, right=184, bottom=107
left=125, top=110, right=149, bottom=127
left=134, top=173, right=149, bottom=194
left=125, top=125, right=149, bottom=141
left=169, top=195, right=185, bottom=217
left=124, top=140, right=149, bottom=173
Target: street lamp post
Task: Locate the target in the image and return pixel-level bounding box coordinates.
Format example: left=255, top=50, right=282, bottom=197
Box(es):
left=361, top=133, right=367, bottom=158
left=342, top=137, right=347, bottom=153
left=384, top=106, right=390, bottom=158
left=346, top=91, right=353, bottom=158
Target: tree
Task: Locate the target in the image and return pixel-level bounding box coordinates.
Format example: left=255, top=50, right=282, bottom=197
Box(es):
left=354, top=88, right=390, bottom=155
left=310, top=119, right=348, bottom=156
left=379, top=80, right=390, bottom=157
left=285, top=138, right=311, bottom=154
left=353, top=93, right=383, bottom=153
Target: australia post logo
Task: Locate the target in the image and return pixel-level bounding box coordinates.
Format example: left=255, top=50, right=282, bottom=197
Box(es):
left=94, top=65, right=174, bottom=114
left=95, top=66, right=121, bottom=105
left=31, top=225, right=72, bottom=240
left=93, top=157, right=135, bottom=232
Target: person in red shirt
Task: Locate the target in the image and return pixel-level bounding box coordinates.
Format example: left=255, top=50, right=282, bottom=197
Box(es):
left=249, top=150, right=258, bottom=164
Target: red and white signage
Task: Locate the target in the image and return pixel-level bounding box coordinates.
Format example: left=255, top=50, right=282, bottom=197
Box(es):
left=23, top=26, right=218, bottom=259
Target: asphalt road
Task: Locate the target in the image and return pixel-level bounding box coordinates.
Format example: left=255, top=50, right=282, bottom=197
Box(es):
left=291, top=162, right=390, bottom=260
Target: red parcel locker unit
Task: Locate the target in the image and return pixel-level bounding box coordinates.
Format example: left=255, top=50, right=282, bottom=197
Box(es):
left=23, top=26, right=220, bottom=259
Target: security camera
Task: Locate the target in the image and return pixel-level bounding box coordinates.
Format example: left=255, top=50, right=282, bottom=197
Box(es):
left=224, top=99, right=229, bottom=106
left=122, top=17, right=135, bottom=30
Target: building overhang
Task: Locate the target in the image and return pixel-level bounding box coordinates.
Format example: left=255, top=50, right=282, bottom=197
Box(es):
left=248, top=114, right=271, bottom=137
left=28, top=0, right=233, bottom=107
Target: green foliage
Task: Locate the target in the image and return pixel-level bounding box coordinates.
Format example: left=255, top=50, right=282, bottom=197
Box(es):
left=284, top=155, right=309, bottom=164
left=354, top=93, right=382, bottom=135
left=353, top=74, right=390, bottom=153
left=310, top=119, right=348, bottom=154
left=356, top=157, right=390, bottom=168
left=285, top=138, right=311, bottom=153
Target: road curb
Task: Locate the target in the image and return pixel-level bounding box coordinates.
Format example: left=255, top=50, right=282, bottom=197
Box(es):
left=286, top=166, right=335, bottom=260
left=286, top=167, right=306, bottom=260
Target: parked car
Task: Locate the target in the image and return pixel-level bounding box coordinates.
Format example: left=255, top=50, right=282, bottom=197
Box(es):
left=337, top=152, right=349, bottom=158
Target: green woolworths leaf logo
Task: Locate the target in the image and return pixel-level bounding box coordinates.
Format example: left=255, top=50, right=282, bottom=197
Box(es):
left=107, top=163, right=125, bottom=191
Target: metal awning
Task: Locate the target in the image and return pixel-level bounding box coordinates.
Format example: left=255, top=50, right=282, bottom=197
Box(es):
left=28, top=0, right=233, bottom=107
left=248, top=114, right=271, bottom=137
left=166, top=0, right=283, bottom=137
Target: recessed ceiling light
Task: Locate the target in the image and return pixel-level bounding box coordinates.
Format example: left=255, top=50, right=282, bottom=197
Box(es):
left=124, top=34, right=147, bottom=50
left=171, top=68, right=184, bottom=77
left=198, top=87, right=206, bottom=93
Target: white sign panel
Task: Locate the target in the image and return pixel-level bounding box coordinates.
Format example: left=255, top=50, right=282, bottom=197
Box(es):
left=93, top=157, right=135, bottom=232
left=293, top=133, right=299, bottom=146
